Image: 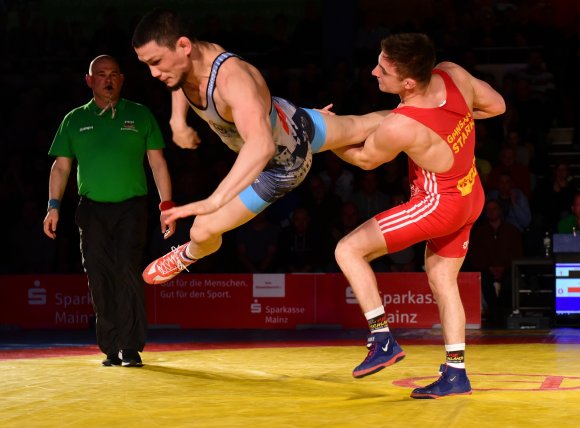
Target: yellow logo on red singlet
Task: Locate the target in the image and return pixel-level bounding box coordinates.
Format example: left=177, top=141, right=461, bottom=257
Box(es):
left=447, top=112, right=474, bottom=154
left=456, top=159, right=478, bottom=196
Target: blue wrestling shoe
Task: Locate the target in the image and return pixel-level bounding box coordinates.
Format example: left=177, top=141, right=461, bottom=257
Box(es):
left=352, top=331, right=405, bottom=378
left=411, top=364, right=472, bottom=399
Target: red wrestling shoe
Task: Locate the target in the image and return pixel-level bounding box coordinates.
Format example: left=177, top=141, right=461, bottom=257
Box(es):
left=142, top=242, right=195, bottom=285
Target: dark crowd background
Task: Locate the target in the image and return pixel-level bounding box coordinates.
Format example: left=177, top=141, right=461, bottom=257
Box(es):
left=1, top=0, right=579, bottom=303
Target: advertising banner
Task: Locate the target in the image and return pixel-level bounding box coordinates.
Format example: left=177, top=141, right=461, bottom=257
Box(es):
left=0, top=273, right=480, bottom=329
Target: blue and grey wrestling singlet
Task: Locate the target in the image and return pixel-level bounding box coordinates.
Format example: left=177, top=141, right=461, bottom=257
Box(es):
left=186, top=51, right=328, bottom=213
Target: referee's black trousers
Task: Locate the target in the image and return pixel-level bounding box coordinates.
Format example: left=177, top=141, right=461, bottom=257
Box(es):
left=76, top=196, right=148, bottom=355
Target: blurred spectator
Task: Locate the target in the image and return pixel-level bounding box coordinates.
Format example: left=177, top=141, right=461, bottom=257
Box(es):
left=475, top=116, right=504, bottom=166
left=487, top=172, right=532, bottom=232
left=557, top=192, right=580, bottom=234
left=504, top=129, right=533, bottom=168
left=474, top=122, right=500, bottom=186
left=349, top=170, right=391, bottom=221
left=468, top=199, right=523, bottom=326
left=379, top=157, right=409, bottom=202
left=514, top=49, right=557, bottom=115
left=532, top=163, right=580, bottom=231
left=277, top=207, right=331, bottom=273
left=301, top=174, right=342, bottom=232
left=318, top=152, right=355, bottom=203
left=326, top=201, right=361, bottom=272
left=486, top=146, right=532, bottom=197
left=236, top=211, right=280, bottom=273
left=388, top=245, right=419, bottom=273
left=329, top=201, right=361, bottom=246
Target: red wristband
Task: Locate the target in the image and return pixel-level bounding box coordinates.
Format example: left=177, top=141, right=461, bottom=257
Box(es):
left=159, top=200, right=176, bottom=211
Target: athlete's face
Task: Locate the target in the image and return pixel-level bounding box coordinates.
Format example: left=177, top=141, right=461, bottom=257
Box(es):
left=371, top=52, right=404, bottom=94
left=86, top=58, right=124, bottom=105
left=135, top=39, right=190, bottom=91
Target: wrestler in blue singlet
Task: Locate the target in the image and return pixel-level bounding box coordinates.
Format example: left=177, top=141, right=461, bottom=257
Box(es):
left=185, top=52, right=327, bottom=213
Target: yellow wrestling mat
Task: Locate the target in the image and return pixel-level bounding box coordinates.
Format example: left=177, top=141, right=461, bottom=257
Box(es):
left=2, top=343, right=580, bottom=427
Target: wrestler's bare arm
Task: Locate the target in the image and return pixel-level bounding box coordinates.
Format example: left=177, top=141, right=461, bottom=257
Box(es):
left=333, top=119, right=404, bottom=170
left=470, top=76, right=506, bottom=119
left=438, top=62, right=506, bottom=120
left=169, top=90, right=201, bottom=149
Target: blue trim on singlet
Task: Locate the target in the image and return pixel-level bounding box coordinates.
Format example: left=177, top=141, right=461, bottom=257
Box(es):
left=239, top=186, right=269, bottom=213
left=206, top=52, right=238, bottom=122
left=190, top=52, right=277, bottom=151
left=268, top=107, right=277, bottom=130
left=302, top=108, right=326, bottom=153
left=209, top=52, right=277, bottom=129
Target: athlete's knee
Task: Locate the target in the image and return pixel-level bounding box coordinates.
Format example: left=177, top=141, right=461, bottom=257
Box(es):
left=427, top=277, right=439, bottom=294
left=426, top=274, right=452, bottom=299
left=189, top=223, right=219, bottom=247
left=335, top=236, right=357, bottom=266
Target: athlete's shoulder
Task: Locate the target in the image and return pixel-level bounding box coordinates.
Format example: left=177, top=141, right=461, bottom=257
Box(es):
left=435, top=61, right=465, bottom=74
left=435, top=62, right=474, bottom=83
left=378, top=113, right=418, bottom=148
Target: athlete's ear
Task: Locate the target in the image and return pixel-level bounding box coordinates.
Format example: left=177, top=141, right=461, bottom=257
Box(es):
left=404, top=79, right=417, bottom=90
left=176, top=36, right=192, bottom=55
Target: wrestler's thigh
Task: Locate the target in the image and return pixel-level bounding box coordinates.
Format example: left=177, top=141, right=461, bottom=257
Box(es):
left=192, top=196, right=257, bottom=237
left=424, top=247, right=465, bottom=284
left=317, top=114, right=362, bottom=151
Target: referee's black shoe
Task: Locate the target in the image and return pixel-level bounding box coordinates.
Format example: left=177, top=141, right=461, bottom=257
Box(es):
left=121, top=349, right=143, bottom=367
left=102, top=352, right=122, bottom=367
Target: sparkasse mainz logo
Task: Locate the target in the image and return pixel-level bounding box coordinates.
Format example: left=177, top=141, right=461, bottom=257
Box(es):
left=28, top=280, right=47, bottom=305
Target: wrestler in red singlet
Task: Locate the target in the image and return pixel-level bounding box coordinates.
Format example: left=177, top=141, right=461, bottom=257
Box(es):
left=375, top=69, right=485, bottom=257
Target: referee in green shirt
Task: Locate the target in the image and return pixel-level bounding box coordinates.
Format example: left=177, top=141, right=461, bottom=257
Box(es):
left=43, top=55, right=175, bottom=367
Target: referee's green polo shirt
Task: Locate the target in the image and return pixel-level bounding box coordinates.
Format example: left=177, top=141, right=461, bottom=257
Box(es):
left=49, top=98, right=165, bottom=203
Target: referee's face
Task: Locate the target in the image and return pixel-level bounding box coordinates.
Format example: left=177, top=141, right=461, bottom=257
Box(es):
left=86, top=58, right=124, bottom=106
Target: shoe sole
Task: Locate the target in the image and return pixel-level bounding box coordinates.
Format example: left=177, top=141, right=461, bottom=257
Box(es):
left=122, top=362, right=143, bottom=367
left=102, top=358, right=122, bottom=367
left=410, top=390, right=472, bottom=399
left=142, top=273, right=176, bottom=285
left=352, top=351, right=406, bottom=378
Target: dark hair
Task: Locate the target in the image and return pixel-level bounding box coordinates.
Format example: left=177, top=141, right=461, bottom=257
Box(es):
left=380, top=33, right=435, bottom=84
left=132, top=8, right=197, bottom=49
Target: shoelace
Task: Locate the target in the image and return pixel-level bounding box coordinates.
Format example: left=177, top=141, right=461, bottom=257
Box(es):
left=361, top=342, right=379, bottom=362
left=157, top=246, right=191, bottom=275
left=420, top=368, right=446, bottom=389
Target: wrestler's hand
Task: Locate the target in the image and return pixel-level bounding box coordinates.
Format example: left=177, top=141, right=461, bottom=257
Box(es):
left=313, top=103, right=335, bottom=115
left=163, top=198, right=221, bottom=224
left=171, top=124, right=201, bottom=150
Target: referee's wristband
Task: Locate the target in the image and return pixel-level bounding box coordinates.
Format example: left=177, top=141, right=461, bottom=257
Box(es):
left=47, top=199, right=61, bottom=212
left=159, top=200, right=176, bottom=211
